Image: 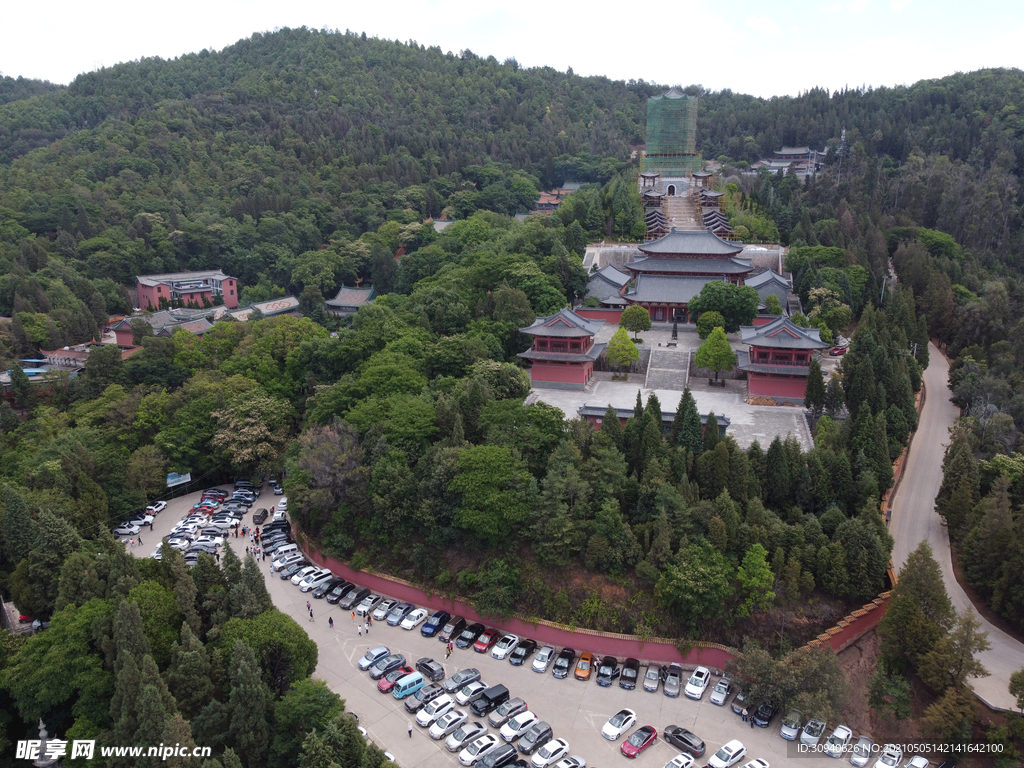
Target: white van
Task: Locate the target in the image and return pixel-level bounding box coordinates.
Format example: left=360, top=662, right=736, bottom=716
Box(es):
left=272, top=543, right=298, bottom=560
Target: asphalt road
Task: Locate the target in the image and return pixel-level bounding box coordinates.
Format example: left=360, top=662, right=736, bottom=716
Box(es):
left=135, top=488, right=846, bottom=768
left=889, top=343, right=1021, bottom=711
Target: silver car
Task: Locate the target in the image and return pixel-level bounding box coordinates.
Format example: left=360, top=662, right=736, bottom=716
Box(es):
left=850, top=736, right=874, bottom=767
left=446, top=720, right=487, bottom=753
left=663, top=663, right=683, bottom=697
left=709, top=677, right=733, bottom=705
left=642, top=665, right=662, bottom=692
left=532, top=646, right=556, bottom=673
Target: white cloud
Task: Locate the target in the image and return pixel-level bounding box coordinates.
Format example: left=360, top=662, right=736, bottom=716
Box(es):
left=890, top=0, right=912, bottom=8
left=746, top=15, right=783, bottom=35
left=847, top=0, right=870, bottom=13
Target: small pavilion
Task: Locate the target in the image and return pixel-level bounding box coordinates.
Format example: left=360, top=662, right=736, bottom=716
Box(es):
left=737, top=316, right=829, bottom=403
left=518, top=308, right=606, bottom=389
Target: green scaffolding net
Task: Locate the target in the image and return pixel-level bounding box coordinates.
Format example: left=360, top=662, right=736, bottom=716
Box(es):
left=641, top=89, right=701, bottom=175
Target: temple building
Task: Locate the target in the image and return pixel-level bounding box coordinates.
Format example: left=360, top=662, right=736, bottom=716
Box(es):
left=584, top=265, right=631, bottom=308
left=518, top=308, right=606, bottom=389
left=746, top=270, right=794, bottom=315
left=737, top=316, right=829, bottom=403
left=618, top=228, right=753, bottom=322
left=136, top=270, right=239, bottom=310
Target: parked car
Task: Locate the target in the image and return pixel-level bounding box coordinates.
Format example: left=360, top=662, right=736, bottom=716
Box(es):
left=312, top=577, right=347, bottom=599
left=665, top=755, right=696, bottom=768
left=478, top=744, right=518, bottom=768
left=112, top=523, right=141, bottom=537
left=324, top=581, right=354, bottom=604
left=289, top=565, right=319, bottom=585
left=710, top=676, right=734, bottom=705
left=873, top=744, right=902, bottom=768
left=444, top=668, right=482, bottom=693
left=684, top=667, right=711, bottom=699
left=595, top=655, right=620, bottom=686
left=416, top=657, right=446, bottom=682
left=278, top=561, right=308, bottom=578
left=619, top=657, right=640, bottom=689
left=500, top=710, right=538, bottom=742
left=731, top=688, right=749, bottom=715
left=357, top=645, right=390, bottom=671
left=905, top=757, right=929, bottom=768
left=552, top=757, right=585, bottom=768
left=708, top=740, right=747, bottom=768
left=530, top=738, right=569, bottom=767
left=850, top=736, right=875, bottom=767
left=456, top=622, right=486, bottom=649
left=801, top=718, right=827, bottom=747
left=386, top=601, right=415, bottom=626
left=416, top=694, right=455, bottom=727
left=401, top=608, right=429, bottom=630
left=377, top=665, right=414, bottom=694
left=489, top=697, right=527, bottom=728
left=422, top=610, right=452, bottom=637
left=491, top=633, right=520, bottom=660
left=532, top=646, right=556, bottom=673
left=551, top=648, right=576, bottom=679
left=405, top=683, right=444, bottom=713
left=337, top=585, right=369, bottom=609
left=372, top=598, right=398, bottom=622
left=573, top=651, right=594, bottom=681
left=601, top=708, right=636, bottom=740
left=825, top=725, right=853, bottom=758
left=664, top=726, right=705, bottom=757
left=621, top=725, right=658, bottom=758
left=643, top=664, right=664, bottom=693
left=473, top=628, right=500, bottom=653
left=438, top=615, right=467, bottom=643
left=147, top=501, right=168, bottom=513
left=430, top=709, right=469, bottom=740
left=368, top=653, right=406, bottom=680
left=455, top=680, right=489, bottom=706
left=509, top=638, right=538, bottom=666
left=780, top=709, right=803, bottom=740
left=663, top=663, right=683, bottom=697
left=517, top=722, right=553, bottom=755
left=128, top=513, right=155, bottom=527
left=829, top=346, right=848, bottom=356
left=752, top=701, right=779, bottom=727
left=356, top=593, right=382, bottom=616
left=738, top=760, right=769, bottom=768
left=446, top=720, right=487, bottom=752
left=459, top=734, right=501, bottom=766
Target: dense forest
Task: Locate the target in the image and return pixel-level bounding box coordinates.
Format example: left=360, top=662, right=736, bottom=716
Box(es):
left=0, top=26, right=1023, bottom=766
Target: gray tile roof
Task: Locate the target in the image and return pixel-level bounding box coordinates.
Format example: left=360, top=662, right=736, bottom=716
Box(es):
left=628, top=256, right=753, bottom=275
left=740, top=317, right=829, bottom=349
left=638, top=228, right=744, bottom=257
left=520, top=307, right=604, bottom=337
left=746, top=270, right=791, bottom=289
left=137, top=270, right=233, bottom=287
left=518, top=343, right=607, bottom=362
left=326, top=285, right=377, bottom=308
left=595, top=266, right=630, bottom=288
left=625, top=275, right=722, bottom=304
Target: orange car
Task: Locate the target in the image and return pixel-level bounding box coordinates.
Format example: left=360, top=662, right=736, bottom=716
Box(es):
left=574, top=651, right=595, bottom=681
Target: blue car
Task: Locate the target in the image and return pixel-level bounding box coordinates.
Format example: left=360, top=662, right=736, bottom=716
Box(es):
left=422, top=609, right=451, bottom=637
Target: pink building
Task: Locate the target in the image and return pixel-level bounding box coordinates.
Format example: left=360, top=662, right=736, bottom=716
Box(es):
left=136, top=270, right=239, bottom=310
left=737, top=316, right=829, bottom=403
left=518, top=308, right=606, bottom=390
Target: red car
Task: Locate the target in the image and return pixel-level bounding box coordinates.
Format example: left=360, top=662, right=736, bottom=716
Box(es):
left=621, top=725, right=658, bottom=758
left=473, top=628, right=500, bottom=653
left=377, top=665, right=413, bottom=694
left=829, top=346, right=848, bottom=356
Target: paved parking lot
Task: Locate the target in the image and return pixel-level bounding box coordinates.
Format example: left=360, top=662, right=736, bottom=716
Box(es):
left=137, top=486, right=843, bottom=768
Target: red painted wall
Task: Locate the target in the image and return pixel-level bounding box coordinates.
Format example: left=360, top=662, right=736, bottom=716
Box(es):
left=114, top=327, right=135, bottom=347
left=574, top=308, right=623, bottom=323
left=748, top=373, right=807, bottom=399
left=222, top=278, right=239, bottom=308
left=531, top=362, right=590, bottom=385
left=751, top=315, right=779, bottom=327
left=137, top=282, right=161, bottom=310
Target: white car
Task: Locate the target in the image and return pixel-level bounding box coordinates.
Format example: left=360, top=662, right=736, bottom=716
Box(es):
left=417, top=694, right=454, bottom=727
left=459, top=733, right=500, bottom=766
left=193, top=535, right=224, bottom=547
left=850, top=737, right=875, bottom=767
left=905, top=757, right=928, bottom=768
left=738, top=760, right=769, bottom=768
left=801, top=718, right=826, bottom=747
left=873, top=744, right=902, bottom=768
left=166, top=538, right=191, bottom=550
left=500, top=710, right=538, bottom=742
left=531, top=738, right=570, bottom=767
left=147, top=501, right=167, bottom=513
left=825, top=725, right=853, bottom=758
left=492, top=633, right=519, bottom=660
left=372, top=598, right=398, bottom=622
left=684, top=666, right=711, bottom=699
left=447, top=721, right=487, bottom=753
left=273, top=552, right=305, bottom=570
left=708, top=740, right=747, bottom=768
left=112, top=523, right=141, bottom=537
left=401, top=608, right=429, bottom=630
left=291, top=565, right=319, bottom=585
left=429, top=708, right=468, bottom=740
left=533, top=646, right=556, bottom=673
left=600, top=708, right=636, bottom=740
left=129, top=513, right=155, bottom=526
left=553, top=758, right=585, bottom=768
left=299, top=570, right=335, bottom=592
left=665, top=756, right=696, bottom=768
left=208, top=517, right=239, bottom=530
left=149, top=548, right=163, bottom=560
left=455, top=681, right=489, bottom=706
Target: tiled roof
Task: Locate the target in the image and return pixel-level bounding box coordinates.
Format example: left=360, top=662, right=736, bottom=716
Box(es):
left=578, top=404, right=731, bottom=428
left=137, top=270, right=233, bottom=287
left=746, top=270, right=791, bottom=290
left=638, top=228, right=744, bottom=257
left=518, top=343, right=607, bottom=362
left=740, top=316, right=829, bottom=350
left=628, top=257, right=752, bottom=275
left=326, top=285, right=377, bottom=308
left=737, top=351, right=811, bottom=376
left=625, top=275, right=721, bottom=304
left=595, top=266, right=630, bottom=288
left=520, top=307, right=604, bottom=337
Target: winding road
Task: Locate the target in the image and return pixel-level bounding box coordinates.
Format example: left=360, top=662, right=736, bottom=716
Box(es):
left=889, top=342, right=1022, bottom=711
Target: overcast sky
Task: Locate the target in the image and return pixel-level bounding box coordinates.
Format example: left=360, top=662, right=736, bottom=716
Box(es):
left=2, top=0, right=1023, bottom=98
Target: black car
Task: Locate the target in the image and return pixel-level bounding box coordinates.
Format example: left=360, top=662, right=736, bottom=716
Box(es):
left=337, top=585, right=371, bottom=610
left=325, top=581, right=355, bottom=604
left=368, top=653, right=406, bottom=680
left=404, top=683, right=444, bottom=713
left=517, top=721, right=553, bottom=755
left=664, top=725, right=706, bottom=757
left=753, top=701, right=779, bottom=727
left=455, top=622, right=485, bottom=649
left=312, top=577, right=347, bottom=600
left=619, top=657, right=640, bottom=689
left=252, top=509, right=269, bottom=524
left=187, top=544, right=219, bottom=555
left=551, top=648, right=576, bottom=679
left=478, top=743, right=517, bottom=768
left=279, top=562, right=308, bottom=579
left=508, top=639, right=538, bottom=666
left=595, top=655, right=620, bottom=686
left=438, top=616, right=467, bottom=643
left=421, top=610, right=451, bottom=638
left=416, top=657, right=446, bottom=682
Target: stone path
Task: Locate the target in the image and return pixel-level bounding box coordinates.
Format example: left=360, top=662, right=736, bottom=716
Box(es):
left=644, top=349, right=690, bottom=390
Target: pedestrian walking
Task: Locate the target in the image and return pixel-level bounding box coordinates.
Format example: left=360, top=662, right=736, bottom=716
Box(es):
left=750, top=716, right=755, bottom=729
left=138, top=537, right=142, bottom=546
left=262, top=550, right=267, bottom=561
left=742, top=708, right=748, bottom=723
left=358, top=625, right=362, bottom=637
left=269, top=564, right=273, bottom=576
left=408, top=723, right=413, bottom=738
left=216, top=553, right=220, bottom=563
left=306, top=600, right=311, bottom=612
left=364, top=621, right=369, bottom=635
left=329, top=616, right=334, bottom=629
left=351, top=611, right=355, bottom=623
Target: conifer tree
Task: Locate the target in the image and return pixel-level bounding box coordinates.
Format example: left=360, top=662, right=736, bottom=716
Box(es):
left=168, top=624, right=214, bottom=719
left=644, top=392, right=662, bottom=429
left=600, top=404, right=623, bottom=452
left=169, top=550, right=202, bottom=635
left=703, top=411, right=720, bottom=452
left=805, top=359, right=826, bottom=415
left=764, top=436, right=792, bottom=509
left=671, top=387, right=704, bottom=456
left=228, top=641, right=270, bottom=767
left=221, top=545, right=243, bottom=587
left=231, top=555, right=274, bottom=619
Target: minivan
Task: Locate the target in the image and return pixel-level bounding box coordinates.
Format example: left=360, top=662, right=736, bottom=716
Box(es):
left=273, top=552, right=304, bottom=570
left=272, top=543, right=298, bottom=559
left=470, top=684, right=509, bottom=717
left=393, top=671, right=426, bottom=699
